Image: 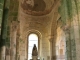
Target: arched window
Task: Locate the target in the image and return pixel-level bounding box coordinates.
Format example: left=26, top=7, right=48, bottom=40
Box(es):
left=28, top=33, right=38, bottom=60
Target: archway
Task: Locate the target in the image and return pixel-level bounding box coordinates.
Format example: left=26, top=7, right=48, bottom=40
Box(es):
left=26, top=30, right=42, bottom=60
left=28, top=33, right=38, bottom=60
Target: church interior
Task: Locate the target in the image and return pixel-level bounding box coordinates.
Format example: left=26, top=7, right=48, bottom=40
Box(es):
left=0, top=0, right=80, bottom=60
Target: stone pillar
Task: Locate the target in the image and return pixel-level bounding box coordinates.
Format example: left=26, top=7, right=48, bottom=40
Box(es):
left=10, top=21, right=18, bottom=60
left=0, top=8, right=9, bottom=60
left=64, top=29, right=72, bottom=60
left=52, top=36, right=56, bottom=60
left=49, top=37, right=53, bottom=60
left=16, top=30, right=20, bottom=60
left=49, top=36, right=56, bottom=60
left=71, top=0, right=78, bottom=60
left=0, top=46, right=6, bottom=60
left=0, top=0, right=5, bottom=34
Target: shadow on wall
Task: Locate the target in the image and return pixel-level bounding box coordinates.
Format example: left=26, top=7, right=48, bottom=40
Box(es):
left=21, top=0, right=46, bottom=11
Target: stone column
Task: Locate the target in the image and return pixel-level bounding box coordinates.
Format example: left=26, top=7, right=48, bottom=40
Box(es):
left=16, top=24, right=20, bottom=60
left=52, top=36, right=56, bottom=60
left=49, top=36, right=56, bottom=60
left=0, top=46, right=6, bottom=60
left=62, top=18, right=76, bottom=60
left=49, top=37, right=53, bottom=60
left=71, top=0, right=78, bottom=60
left=10, top=21, right=18, bottom=60
left=0, top=8, right=9, bottom=60
left=64, top=29, right=72, bottom=60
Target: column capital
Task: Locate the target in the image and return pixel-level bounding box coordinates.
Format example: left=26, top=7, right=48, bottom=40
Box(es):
left=61, top=24, right=70, bottom=34
left=11, top=21, right=19, bottom=32
left=49, top=35, right=54, bottom=42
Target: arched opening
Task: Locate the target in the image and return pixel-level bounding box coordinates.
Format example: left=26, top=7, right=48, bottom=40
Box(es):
left=28, top=33, right=38, bottom=60
left=56, top=27, right=66, bottom=60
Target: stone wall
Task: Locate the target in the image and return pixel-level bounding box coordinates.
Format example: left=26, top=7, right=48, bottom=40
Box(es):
left=58, top=0, right=80, bottom=60
left=40, top=33, right=50, bottom=60
left=18, top=15, right=51, bottom=60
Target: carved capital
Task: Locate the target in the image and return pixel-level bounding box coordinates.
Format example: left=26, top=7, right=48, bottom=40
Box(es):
left=49, top=36, right=54, bottom=42
left=61, top=24, right=70, bottom=34
left=11, top=21, right=19, bottom=32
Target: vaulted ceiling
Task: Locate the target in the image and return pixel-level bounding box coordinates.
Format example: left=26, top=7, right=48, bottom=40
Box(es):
left=17, top=0, right=60, bottom=36
left=7, top=0, right=60, bottom=36
left=0, top=0, right=60, bottom=36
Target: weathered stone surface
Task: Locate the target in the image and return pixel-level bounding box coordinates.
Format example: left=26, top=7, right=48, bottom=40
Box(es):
left=1, top=0, right=80, bottom=60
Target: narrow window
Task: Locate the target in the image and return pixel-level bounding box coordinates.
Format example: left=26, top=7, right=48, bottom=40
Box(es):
left=28, top=33, right=38, bottom=60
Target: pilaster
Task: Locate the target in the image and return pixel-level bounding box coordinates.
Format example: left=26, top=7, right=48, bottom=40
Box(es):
left=49, top=36, right=56, bottom=60
left=10, top=21, right=18, bottom=60
left=0, top=8, right=9, bottom=60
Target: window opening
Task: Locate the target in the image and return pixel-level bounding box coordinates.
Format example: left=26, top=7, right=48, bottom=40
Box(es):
left=28, top=33, right=38, bottom=60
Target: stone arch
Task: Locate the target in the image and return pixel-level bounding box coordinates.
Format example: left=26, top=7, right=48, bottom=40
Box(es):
left=50, top=11, right=59, bottom=60
left=26, top=29, right=42, bottom=59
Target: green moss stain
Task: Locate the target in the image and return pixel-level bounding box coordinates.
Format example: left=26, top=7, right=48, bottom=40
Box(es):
left=1, top=8, right=9, bottom=46
left=58, top=0, right=69, bottom=25
left=65, top=30, right=72, bottom=60
left=66, top=0, right=72, bottom=19
left=70, top=25, right=76, bottom=60
left=59, top=0, right=77, bottom=60
left=6, top=26, right=10, bottom=47
left=58, top=0, right=78, bottom=25
left=0, top=0, right=4, bottom=3
left=0, top=0, right=5, bottom=49
left=8, top=0, right=19, bottom=22
left=0, top=0, right=11, bottom=48
left=9, top=12, right=18, bottom=16
left=0, top=0, right=5, bottom=35
left=5, top=0, right=10, bottom=8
